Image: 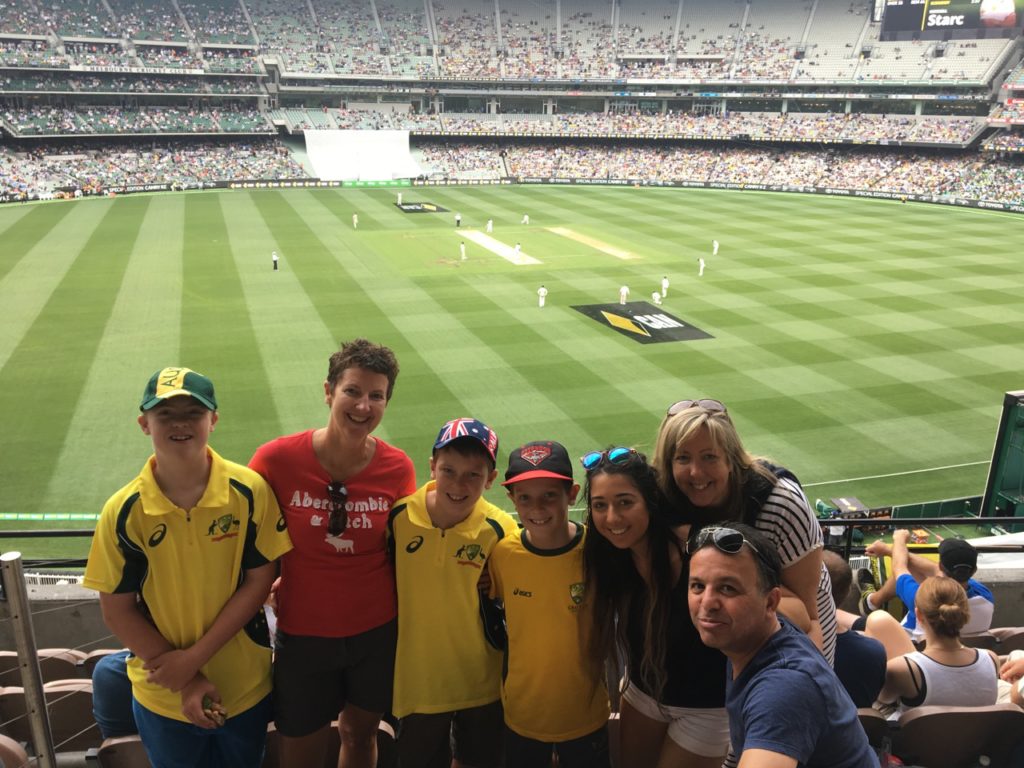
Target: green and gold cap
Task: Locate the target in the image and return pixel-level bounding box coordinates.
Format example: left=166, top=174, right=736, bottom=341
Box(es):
left=140, top=367, right=218, bottom=412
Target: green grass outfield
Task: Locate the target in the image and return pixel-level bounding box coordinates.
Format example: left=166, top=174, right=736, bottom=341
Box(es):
left=2, top=184, right=1023, bottom=560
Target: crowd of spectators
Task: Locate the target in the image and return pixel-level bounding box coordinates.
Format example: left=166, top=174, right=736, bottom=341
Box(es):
left=0, top=39, right=67, bottom=68
left=106, top=0, right=188, bottom=41
left=271, top=107, right=983, bottom=146
left=178, top=0, right=254, bottom=45
left=2, top=136, right=1022, bottom=206
left=984, top=131, right=1024, bottom=153
left=415, top=140, right=1024, bottom=205
left=1, top=138, right=306, bottom=196
left=2, top=105, right=270, bottom=135
left=39, top=0, right=120, bottom=39
left=0, top=0, right=1012, bottom=84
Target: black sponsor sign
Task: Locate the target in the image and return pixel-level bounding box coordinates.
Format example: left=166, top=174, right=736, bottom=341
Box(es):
left=571, top=302, right=713, bottom=344
left=396, top=201, right=450, bottom=213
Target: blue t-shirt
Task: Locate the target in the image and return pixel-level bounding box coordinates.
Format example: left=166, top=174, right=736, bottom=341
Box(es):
left=895, top=574, right=994, bottom=634
left=834, top=630, right=887, bottom=708
left=726, top=618, right=877, bottom=768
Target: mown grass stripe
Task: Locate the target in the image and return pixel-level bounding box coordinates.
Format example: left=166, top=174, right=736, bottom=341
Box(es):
left=1, top=196, right=150, bottom=513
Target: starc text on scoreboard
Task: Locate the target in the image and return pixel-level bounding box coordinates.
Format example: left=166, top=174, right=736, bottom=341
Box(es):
left=882, top=0, right=1022, bottom=38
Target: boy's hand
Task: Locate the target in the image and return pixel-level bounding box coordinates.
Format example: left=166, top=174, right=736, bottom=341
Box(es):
left=181, top=675, right=225, bottom=729
left=892, top=529, right=910, bottom=546
left=864, top=539, right=891, bottom=557
left=145, top=649, right=200, bottom=692
left=1001, top=657, right=1024, bottom=683
left=266, top=575, right=282, bottom=614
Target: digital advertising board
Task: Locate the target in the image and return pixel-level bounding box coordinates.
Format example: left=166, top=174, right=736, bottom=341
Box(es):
left=881, top=0, right=1023, bottom=38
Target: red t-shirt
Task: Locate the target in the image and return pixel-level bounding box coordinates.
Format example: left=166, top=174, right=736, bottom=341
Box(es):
left=250, top=430, right=416, bottom=637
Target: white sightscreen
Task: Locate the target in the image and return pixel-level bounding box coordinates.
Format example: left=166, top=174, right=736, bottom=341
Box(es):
left=304, top=129, right=423, bottom=181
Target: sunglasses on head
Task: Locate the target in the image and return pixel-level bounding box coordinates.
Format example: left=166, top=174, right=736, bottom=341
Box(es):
left=326, top=481, right=348, bottom=535
left=686, top=526, right=760, bottom=557
left=580, top=446, right=638, bottom=471
left=666, top=399, right=727, bottom=417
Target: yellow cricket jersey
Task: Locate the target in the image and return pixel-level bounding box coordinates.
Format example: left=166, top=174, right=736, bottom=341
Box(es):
left=388, top=481, right=518, bottom=718
left=489, top=524, right=610, bottom=741
left=83, top=448, right=292, bottom=721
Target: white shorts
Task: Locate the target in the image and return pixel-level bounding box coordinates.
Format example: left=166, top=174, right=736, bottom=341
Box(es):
left=621, top=681, right=730, bottom=758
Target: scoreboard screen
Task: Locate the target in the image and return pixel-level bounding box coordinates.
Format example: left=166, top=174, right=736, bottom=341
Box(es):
left=882, top=0, right=1023, bottom=36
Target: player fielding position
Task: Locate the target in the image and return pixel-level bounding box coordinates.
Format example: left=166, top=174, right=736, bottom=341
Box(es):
left=397, top=192, right=403, bottom=206
left=455, top=213, right=462, bottom=228
left=698, top=258, right=706, bottom=277
left=618, top=285, right=629, bottom=305
left=537, top=285, right=548, bottom=308
left=272, top=251, right=279, bottom=271
left=514, top=243, right=522, bottom=263
left=712, top=240, right=719, bottom=257
left=521, top=214, right=530, bottom=225
left=661, top=275, right=669, bottom=297
left=651, top=291, right=662, bottom=306
left=460, top=242, right=467, bottom=262
left=486, top=219, right=493, bottom=233
left=352, top=213, right=359, bottom=230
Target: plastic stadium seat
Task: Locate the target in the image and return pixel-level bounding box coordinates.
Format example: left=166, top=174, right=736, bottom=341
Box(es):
left=82, top=649, right=125, bottom=677
left=37, top=648, right=87, bottom=682
left=891, top=703, right=1024, bottom=768
left=856, top=707, right=890, bottom=748
left=96, top=735, right=151, bottom=768
left=991, top=627, right=1024, bottom=653
left=0, top=679, right=101, bottom=753
left=961, top=630, right=1000, bottom=651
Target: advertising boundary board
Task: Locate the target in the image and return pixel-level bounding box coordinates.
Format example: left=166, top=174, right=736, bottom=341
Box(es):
left=2, top=176, right=1022, bottom=215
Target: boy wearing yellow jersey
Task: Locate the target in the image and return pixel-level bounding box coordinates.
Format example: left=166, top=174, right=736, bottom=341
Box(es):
left=490, top=441, right=611, bottom=768
left=388, top=418, right=517, bottom=768
left=83, top=367, right=292, bottom=768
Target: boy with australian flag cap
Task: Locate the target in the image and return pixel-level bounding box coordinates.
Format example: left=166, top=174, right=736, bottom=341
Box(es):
left=387, top=418, right=518, bottom=768
left=488, top=441, right=612, bottom=767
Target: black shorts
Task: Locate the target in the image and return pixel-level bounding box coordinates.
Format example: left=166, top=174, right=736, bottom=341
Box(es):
left=273, top=619, right=397, bottom=737
left=397, top=700, right=504, bottom=768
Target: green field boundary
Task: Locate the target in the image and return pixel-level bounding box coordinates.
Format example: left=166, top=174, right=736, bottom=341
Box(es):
left=0, top=513, right=99, bottom=521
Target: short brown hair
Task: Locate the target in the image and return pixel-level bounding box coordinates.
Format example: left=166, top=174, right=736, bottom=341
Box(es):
left=326, top=339, right=400, bottom=400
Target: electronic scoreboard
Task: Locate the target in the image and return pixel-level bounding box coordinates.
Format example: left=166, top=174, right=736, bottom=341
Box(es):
left=881, top=0, right=1023, bottom=37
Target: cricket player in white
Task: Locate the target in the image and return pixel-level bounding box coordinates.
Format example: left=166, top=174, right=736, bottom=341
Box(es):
left=460, top=242, right=467, bottom=261
left=661, top=275, right=669, bottom=297
left=352, top=213, right=359, bottom=229
left=537, top=285, right=548, bottom=308
left=699, top=257, right=706, bottom=277
left=652, top=291, right=662, bottom=306
left=619, top=285, right=630, bottom=305
left=272, top=251, right=279, bottom=271
left=486, top=219, right=493, bottom=233
left=712, top=239, right=719, bottom=256
left=521, top=214, right=530, bottom=225
left=397, top=192, right=402, bottom=206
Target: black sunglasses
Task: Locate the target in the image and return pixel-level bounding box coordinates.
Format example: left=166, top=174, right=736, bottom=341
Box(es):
left=666, top=399, right=727, bottom=416
left=580, top=446, right=638, bottom=471
left=686, top=526, right=760, bottom=557
left=326, top=482, right=348, bottom=535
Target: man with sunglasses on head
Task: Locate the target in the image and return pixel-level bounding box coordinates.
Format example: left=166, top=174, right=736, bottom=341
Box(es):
left=688, top=524, right=876, bottom=768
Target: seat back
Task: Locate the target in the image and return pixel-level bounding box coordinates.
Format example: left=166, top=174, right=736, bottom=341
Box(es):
left=0, top=733, right=29, bottom=768
left=856, top=707, right=890, bottom=748
left=892, top=704, right=1024, bottom=768
left=44, top=678, right=102, bottom=751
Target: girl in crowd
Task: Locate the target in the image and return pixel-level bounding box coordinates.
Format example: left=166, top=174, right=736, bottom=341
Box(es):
left=582, top=447, right=729, bottom=768
left=653, top=399, right=838, bottom=663
left=871, top=576, right=999, bottom=711
left=250, top=339, right=416, bottom=768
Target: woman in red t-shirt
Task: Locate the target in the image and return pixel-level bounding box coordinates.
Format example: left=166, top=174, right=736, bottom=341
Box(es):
left=250, top=339, right=416, bottom=768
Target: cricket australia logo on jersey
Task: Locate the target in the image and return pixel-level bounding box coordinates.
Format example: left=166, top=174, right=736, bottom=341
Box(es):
left=569, top=582, right=585, bottom=612
left=207, top=514, right=240, bottom=542
left=454, top=543, right=486, bottom=568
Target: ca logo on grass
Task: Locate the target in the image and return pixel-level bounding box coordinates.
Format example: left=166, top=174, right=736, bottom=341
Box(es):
left=571, top=302, right=713, bottom=344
